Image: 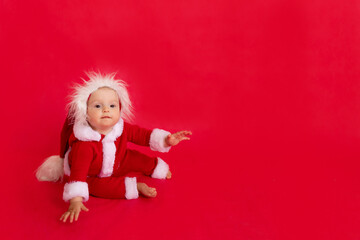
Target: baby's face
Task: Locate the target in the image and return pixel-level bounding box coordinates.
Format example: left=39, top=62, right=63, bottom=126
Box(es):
left=87, top=87, right=121, bottom=135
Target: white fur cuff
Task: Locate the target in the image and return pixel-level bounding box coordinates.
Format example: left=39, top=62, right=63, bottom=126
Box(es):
left=63, top=181, right=89, bottom=202
left=151, top=158, right=169, bottom=179
left=149, top=129, right=172, bottom=153
left=125, top=177, right=139, bottom=199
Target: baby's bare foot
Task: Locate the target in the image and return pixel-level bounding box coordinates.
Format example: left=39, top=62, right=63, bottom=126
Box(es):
left=137, top=182, right=157, bottom=198
left=166, top=170, right=172, bottom=179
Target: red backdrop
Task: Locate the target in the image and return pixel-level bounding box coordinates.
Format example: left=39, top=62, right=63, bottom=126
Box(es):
left=1, top=0, right=360, bottom=239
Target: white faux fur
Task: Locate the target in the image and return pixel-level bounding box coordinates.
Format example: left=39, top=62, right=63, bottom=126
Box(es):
left=73, top=117, right=124, bottom=142
left=99, top=142, right=116, bottom=177
left=73, top=121, right=101, bottom=142
left=63, top=181, right=89, bottom=202
left=102, top=119, right=124, bottom=142
left=151, top=158, right=169, bottom=179
left=36, top=155, right=64, bottom=182
left=125, top=177, right=139, bottom=199
left=149, top=129, right=172, bottom=153
left=68, top=72, right=133, bottom=126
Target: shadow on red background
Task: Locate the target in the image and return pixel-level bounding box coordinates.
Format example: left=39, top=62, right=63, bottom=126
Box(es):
left=0, top=0, right=359, bottom=239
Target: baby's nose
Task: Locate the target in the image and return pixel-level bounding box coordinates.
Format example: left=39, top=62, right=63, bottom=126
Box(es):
left=103, top=107, right=110, bottom=112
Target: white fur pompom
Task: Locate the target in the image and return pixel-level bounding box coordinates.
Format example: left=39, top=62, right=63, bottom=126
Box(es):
left=36, top=156, right=64, bottom=182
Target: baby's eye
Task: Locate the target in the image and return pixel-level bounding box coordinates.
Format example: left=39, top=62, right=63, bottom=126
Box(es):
left=110, top=104, right=116, bottom=108
left=95, top=104, right=101, bottom=108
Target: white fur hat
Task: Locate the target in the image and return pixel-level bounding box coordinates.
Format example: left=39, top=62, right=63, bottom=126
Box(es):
left=68, top=72, right=133, bottom=125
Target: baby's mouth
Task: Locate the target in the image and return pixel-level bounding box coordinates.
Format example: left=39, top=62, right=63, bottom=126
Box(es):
left=101, top=116, right=111, bottom=119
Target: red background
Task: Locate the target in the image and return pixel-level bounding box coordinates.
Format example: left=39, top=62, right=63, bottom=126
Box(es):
left=1, top=0, right=360, bottom=239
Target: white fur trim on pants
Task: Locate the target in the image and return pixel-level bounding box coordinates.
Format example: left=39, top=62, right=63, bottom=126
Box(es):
left=151, top=158, right=169, bottom=179
left=63, top=181, right=89, bottom=202
left=125, top=177, right=139, bottom=199
left=149, top=129, right=172, bottom=153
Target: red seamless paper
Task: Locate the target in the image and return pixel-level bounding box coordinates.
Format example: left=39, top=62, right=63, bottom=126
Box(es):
left=0, top=0, right=359, bottom=239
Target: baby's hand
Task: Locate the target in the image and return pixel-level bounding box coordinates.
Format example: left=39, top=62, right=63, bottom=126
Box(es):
left=60, top=197, right=89, bottom=223
left=165, top=130, right=192, bottom=147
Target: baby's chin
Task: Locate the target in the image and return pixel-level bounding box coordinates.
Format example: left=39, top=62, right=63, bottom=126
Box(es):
left=100, top=123, right=116, bottom=129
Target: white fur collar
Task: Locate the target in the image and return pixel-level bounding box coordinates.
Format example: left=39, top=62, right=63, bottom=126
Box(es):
left=73, top=118, right=124, bottom=142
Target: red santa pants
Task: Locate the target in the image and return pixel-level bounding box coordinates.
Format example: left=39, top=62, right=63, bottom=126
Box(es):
left=86, top=149, right=158, bottom=199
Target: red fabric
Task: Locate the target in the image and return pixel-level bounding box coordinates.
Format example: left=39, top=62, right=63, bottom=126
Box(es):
left=67, top=122, right=157, bottom=198
left=60, top=116, right=73, bottom=158
left=1, top=1, right=360, bottom=240
left=68, top=136, right=157, bottom=181
left=87, top=176, right=127, bottom=199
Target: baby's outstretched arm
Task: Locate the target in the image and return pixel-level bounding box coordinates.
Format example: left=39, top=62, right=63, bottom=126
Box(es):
left=60, top=196, right=89, bottom=223
left=165, top=130, right=192, bottom=147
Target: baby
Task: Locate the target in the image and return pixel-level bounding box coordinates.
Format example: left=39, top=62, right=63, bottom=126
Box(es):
left=36, top=72, right=191, bottom=223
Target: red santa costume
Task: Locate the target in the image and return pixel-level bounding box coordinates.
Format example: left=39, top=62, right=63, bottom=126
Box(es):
left=36, top=72, right=172, bottom=201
